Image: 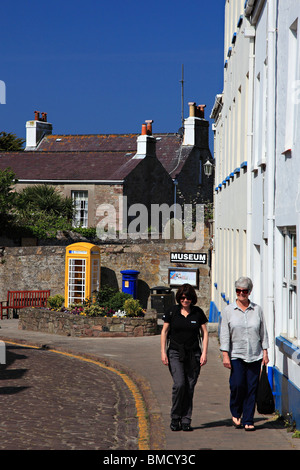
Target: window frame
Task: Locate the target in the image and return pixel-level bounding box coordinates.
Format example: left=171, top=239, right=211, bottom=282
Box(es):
left=282, top=227, right=298, bottom=340
left=72, top=190, right=89, bottom=228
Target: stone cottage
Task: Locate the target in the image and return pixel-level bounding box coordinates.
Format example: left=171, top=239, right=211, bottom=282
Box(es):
left=0, top=104, right=214, bottom=316
left=0, top=102, right=213, bottom=236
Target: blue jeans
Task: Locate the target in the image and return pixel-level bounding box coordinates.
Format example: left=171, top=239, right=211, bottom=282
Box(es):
left=229, top=358, right=262, bottom=426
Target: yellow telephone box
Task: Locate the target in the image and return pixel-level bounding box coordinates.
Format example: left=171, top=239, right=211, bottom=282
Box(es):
left=65, top=242, right=101, bottom=308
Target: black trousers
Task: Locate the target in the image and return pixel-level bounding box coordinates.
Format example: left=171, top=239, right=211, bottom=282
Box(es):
left=168, top=348, right=201, bottom=424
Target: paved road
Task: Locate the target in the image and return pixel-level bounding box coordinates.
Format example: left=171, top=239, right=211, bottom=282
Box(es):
left=1, top=320, right=300, bottom=452
left=0, top=343, right=139, bottom=450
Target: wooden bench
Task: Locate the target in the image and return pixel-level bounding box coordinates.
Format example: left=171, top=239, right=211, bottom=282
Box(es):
left=0, top=290, right=50, bottom=319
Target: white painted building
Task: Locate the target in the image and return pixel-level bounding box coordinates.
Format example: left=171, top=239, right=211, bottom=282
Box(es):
left=211, top=0, right=300, bottom=429
left=272, top=0, right=300, bottom=430
left=210, top=0, right=254, bottom=316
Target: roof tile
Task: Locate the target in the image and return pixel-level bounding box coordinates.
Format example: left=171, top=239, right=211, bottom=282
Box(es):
left=0, top=133, right=190, bottom=181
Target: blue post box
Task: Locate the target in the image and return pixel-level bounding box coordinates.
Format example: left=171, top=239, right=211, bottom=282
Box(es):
left=120, top=270, right=140, bottom=299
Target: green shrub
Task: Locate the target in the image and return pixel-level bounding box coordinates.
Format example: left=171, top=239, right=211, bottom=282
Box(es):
left=84, top=286, right=140, bottom=316
left=109, top=292, right=133, bottom=311
left=47, top=294, right=65, bottom=309
left=123, top=298, right=143, bottom=317
left=72, top=227, right=97, bottom=239
left=93, top=286, right=133, bottom=311
left=84, top=304, right=104, bottom=317
left=93, top=286, right=118, bottom=306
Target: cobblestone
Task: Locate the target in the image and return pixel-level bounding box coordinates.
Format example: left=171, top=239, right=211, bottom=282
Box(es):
left=0, top=344, right=139, bottom=450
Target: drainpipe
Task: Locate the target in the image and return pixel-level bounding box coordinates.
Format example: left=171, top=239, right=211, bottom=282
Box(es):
left=244, top=0, right=256, bottom=17
left=245, top=24, right=255, bottom=278
left=266, top=0, right=277, bottom=369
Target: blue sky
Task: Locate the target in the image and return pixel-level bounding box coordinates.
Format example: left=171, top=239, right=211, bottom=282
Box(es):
left=1, top=0, right=224, bottom=148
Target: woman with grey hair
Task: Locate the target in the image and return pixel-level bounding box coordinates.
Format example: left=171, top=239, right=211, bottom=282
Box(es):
left=220, top=277, right=269, bottom=431
left=235, top=276, right=253, bottom=292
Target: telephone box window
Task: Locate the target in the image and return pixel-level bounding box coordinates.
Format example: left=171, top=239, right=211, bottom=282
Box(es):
left=68, top=259, right=86, bottom=305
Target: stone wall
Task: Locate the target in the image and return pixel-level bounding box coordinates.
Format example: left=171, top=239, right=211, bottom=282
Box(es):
left=18, top=308, right=157, bottom=337
left=0, top=226, right=212, bottom=317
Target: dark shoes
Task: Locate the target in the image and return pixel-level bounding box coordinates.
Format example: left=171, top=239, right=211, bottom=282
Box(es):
left=170, top=419, right=181, bottom=431
left=170, top=419, right=193, bottom=432
left=182, top=423, right=193, bottom=432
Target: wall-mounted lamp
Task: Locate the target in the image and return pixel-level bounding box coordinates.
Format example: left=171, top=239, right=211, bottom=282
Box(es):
left=203, top=159, right=214, bottom=177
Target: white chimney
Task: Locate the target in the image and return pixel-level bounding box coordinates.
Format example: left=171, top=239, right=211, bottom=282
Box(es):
left=134, top=120, right=156, bottom=158
left=25, top=111, right=52, bottom=150
left=183, top=102, right=206, bottom=147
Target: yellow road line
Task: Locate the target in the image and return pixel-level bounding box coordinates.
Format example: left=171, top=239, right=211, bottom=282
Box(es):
left=4, top=341, right=150, bottom=450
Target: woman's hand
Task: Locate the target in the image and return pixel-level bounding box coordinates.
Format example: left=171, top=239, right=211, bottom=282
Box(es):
left=200, top=352, right=207, bottom=366
left=262, top=349, right=269, bottom=366
left=222, top=351, right=231, bottom=369
left=161, top=352, right=169, bottom=366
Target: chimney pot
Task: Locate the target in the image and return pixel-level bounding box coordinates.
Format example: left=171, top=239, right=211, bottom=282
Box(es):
left=145, top=119, right=154, bottom=135
left=41, top=112, right=47, bottom=122
left=135, top=120, right=156, bottom=158
left=197, top=105, right=206, bottom=118
left=34, top=111, right=40, bottom=120
left=188, top=102, right=196, bottom=117
left=183, top=102, right=209, bottom=147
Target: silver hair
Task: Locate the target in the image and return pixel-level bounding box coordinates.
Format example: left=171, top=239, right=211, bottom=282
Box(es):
left=235, top=276, right=253, bottom=292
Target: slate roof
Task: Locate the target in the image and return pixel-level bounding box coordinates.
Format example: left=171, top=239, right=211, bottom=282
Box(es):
left=37, top=134, right=138, bottom=153
left=0, top=133, right=190, bottom=182
left=0, top=151, right=137, bottom=182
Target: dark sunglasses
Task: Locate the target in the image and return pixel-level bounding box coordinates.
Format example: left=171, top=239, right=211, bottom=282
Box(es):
left=236, top=289, right=249, bottom=295
left=180, top=296, right=191, bottom=301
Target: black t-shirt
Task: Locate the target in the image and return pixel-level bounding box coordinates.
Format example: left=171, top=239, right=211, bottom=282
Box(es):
left=163, top=304, right=207, bottom=350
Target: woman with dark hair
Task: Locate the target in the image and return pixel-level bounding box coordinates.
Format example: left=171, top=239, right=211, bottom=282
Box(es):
left=161, top=283, right=208, bottom=431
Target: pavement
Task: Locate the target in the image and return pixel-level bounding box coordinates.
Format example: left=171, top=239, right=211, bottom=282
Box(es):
left=0, top=319, right=300, bottom=452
